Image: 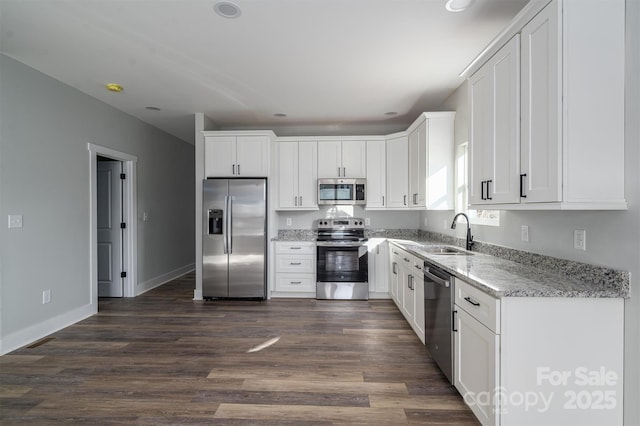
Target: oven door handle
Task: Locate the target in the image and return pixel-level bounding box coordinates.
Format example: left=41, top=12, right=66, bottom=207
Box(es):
left=316, top=241, right=366, bottom=247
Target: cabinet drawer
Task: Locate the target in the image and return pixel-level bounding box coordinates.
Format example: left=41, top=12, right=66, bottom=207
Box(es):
left=276, top=242, right=315, bottom=254
left=276, top=255, right=314, bottom=273
left=275, top=274, right=315, bottom=292
left=455, top=278, right=500, bottom=334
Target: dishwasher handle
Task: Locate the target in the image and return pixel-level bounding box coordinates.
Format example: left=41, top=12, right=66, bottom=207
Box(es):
left=424, top=267, right=450, bottom=288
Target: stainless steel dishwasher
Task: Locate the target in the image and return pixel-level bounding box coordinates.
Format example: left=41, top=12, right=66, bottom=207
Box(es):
left=424, top=260, right=454, bottom=384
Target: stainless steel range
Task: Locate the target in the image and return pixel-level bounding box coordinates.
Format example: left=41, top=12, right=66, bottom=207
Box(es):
left=316, top=218, right=368, bottom=300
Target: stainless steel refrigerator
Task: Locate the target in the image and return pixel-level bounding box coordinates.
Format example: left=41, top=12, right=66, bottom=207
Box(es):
left=203, top=178, right=267, bottom=299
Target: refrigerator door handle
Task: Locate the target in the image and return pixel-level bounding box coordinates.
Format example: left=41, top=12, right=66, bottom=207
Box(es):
left=223, top=196, right=229, bottom=254
left=228, top=196, right=233, bottom=254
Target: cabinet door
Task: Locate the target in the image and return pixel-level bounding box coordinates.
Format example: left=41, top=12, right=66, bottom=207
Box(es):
left=341, top=140, right=366, bottom=178
left=297, top=141, right=318, bottom=208
left=408, top=124, right=426, bottom=208
left=277, top=142, right=299, bottom=209
left=521, top=1, right=561, bottom=203
left=468, top=68, right=491, bottom=205
left=386, top=135, right=409, bottom=208
left=236, top=135, right=268, bottom=177
left=374, top=240, right=389, bottom=293
left=490, top=35, right=521, bottom=204
left=454, top=307, right=499, bottom=426
left=317, top=141, right=342, bottom=178
left=204, top=136, right=235, bottom=177
left=412, top=267, right=425, bottom=342
left=366, top=140, right=386, bottom=208
left=402, top=270, right=415, bottom=323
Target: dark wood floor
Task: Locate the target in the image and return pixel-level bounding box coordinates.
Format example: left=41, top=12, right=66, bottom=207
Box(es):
left=1, top=272, right=478, bottom=425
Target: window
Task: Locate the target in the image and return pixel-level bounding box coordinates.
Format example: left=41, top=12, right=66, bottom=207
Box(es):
left=455, top=142, right=500, bottom=226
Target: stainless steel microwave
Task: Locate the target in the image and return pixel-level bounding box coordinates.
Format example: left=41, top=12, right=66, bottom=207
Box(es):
left=317, top=179, right=366, bottom=205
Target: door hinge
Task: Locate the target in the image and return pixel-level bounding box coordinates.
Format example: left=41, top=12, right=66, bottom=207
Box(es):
left=120, top=173, right=126, bottom=180
left=121, top=272, right=127, bottom=278
left=120, top=222, right=126, bottom=229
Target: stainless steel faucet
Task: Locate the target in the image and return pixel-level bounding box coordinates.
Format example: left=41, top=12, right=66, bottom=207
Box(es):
left=450, top=213, right=474, bottom=251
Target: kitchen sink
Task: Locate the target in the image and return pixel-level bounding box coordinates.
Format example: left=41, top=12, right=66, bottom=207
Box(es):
left=406, top=244, right=474, bottom=256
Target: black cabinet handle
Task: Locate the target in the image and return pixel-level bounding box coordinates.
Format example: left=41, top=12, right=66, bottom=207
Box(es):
left=452, top=310, right=458, bottom=332
left=481, top=181, right=486, bottom=200
left=464, top=296, right=480, bottom=306
left=520, top=174, right=527, bottom=198
left=486, top=180, right=493, bottom=200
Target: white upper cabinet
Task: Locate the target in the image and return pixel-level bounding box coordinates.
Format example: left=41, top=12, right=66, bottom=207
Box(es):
left=276, top=141, right=318, bottom=210
left=385, top=134, right=409, bottom=208
left=410, top=113, right=455, bottom=210
left=204, top=133, right=269, bottom=177
left=469, top=35, right=521, bottom=206
left=386, top=113, right=454, bottom=210
left=468, top=0, right=626, bottom=210
left=366, top=139, right=386, bottom=209
left=317, top=140, right=366, bottom=178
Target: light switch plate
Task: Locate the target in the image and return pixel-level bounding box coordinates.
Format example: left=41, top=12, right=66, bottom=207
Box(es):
left=521, top=225, right=529, bottom=242
left=8, top=214, right=23, bottom=229
left=286, top=218, right=292, bottom=226
left=574, top=230, right=586, bottom=251
left=365, top=218, right=371, bottom=226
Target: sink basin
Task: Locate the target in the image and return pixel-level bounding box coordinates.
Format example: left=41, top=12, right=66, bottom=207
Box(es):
left=407, top=244, right=474, bottom=256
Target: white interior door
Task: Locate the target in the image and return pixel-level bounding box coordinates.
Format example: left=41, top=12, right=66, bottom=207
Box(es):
left=97, top=158, right=123, bottom=297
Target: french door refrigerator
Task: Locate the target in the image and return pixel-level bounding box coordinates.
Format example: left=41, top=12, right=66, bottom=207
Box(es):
left=203, top=178, right=267, bottom=299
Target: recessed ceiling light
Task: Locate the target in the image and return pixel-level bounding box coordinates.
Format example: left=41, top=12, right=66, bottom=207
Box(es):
left=105, top=83, right=123, bottom=93
left=384, top=111, right=398, bottom=116
left=273, top=113, right=287, bottom=118
left=145, top=106, right=161, bottom=111
left=214, top=1, right=241, bottom=19
left=445, top=0, right=474, bottom=12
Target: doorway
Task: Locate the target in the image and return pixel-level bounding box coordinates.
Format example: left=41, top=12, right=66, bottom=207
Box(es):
left=88, top=143, right=138, bottom=306
left=97, top=156, right=124, bottom=297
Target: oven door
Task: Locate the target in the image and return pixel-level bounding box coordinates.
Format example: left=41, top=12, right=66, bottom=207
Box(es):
left=316, top=242, right=368, bottom=283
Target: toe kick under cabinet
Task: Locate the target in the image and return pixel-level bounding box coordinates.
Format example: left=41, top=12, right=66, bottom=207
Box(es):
left=454, top=279, right=624, bottom=426
left=273, top=242, right=316, bottom=297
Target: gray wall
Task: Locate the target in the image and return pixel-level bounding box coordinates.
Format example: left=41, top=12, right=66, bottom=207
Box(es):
left=423, top=3, right=639, bottom=422
left=0, top=55, right=195, bottom=348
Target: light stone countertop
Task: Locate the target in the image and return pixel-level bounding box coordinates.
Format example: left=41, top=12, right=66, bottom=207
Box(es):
left=389, top=239, right=628, bottom=299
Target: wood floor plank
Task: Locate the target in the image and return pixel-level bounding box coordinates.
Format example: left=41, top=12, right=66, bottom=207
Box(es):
left=241, top=379, right=408, bottom=395
left=213, top=403, right=408, bottom=424
left=207, top=367, right=364, bottom=382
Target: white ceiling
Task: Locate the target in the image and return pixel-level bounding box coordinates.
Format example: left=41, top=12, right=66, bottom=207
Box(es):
left=0, top=0, right=529, bottom=143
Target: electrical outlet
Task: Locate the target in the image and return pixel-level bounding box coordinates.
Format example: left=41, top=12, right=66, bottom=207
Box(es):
left=8, top=214, right=23, bottom=229
left=143, top=211, right=149, bottom=222
left=286, top=218, right=292, bottom=226
left=574, top=230, right=586, bottom=251
left=42, top=289, right=51, bottom=304
left=443, top=219, right=449, bottom=230
left=424, top=217, right=428, bottom=227
left=521, top=225, right=529, bottom=242
left=365, top=218, right=371, bottom=226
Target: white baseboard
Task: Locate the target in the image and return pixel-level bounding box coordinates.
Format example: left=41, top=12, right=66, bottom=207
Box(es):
left=0, top=303, right=96, bottom=355
left=136, top=263, right=195, bottom=296
left=368, top=292, right=392, bottom=299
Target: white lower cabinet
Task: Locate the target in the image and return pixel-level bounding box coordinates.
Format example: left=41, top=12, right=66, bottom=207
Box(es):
left=274, top=242, right=315, bottom=297
left=454, top=278, right=624, bottom=426
left=367, top=239, right=389, bottom=296
left=388, top=242, right=425, bottom=343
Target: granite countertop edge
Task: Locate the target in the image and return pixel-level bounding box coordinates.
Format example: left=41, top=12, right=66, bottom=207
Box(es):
left=388, top=239, right=628, bottom=300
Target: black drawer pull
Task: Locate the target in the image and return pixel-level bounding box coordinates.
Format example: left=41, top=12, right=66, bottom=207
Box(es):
left=464, top=296, right=480, bottom=306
